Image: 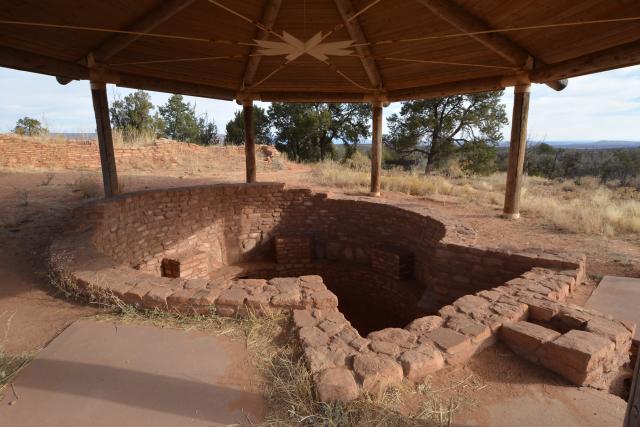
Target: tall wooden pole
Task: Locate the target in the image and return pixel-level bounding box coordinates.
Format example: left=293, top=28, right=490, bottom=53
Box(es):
left=503, top=84, right=531, bottom=219
left=370, top=101, right=383, bottom=196
left=243, top=100, right=256, bottom=183
left=90, top=81, right=119, bottom=197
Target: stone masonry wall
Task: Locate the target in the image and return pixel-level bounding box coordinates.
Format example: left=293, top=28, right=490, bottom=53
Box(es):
left=0, top=134, right=278, bottom=171
left=49, top=183, right=636, bottom=402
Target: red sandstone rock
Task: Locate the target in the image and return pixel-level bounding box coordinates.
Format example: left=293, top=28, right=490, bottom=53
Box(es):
left=317, top=319, right=346, bottom=337
left=299, top=326, right=330, bottom=347
left=271, top=290, right=302, bottom=307
left=216, top=287, right=247, bottom=307
left=556, top=306, right=593, bottom=329
left=405, top=316, right=443, bottom=335
left=368, top=328, right=417, bottom=348
left=584, top=317, right=633, bottom=352
left=304, top=346, right=335, bottom=374
left=142, top=286, right=173, bottom=309
left=268, top=277, right=299, bottom=293
left=122, top=283, right=155, bottom=306
left=426, top=327, right=470, bottom=355
left=444, top=314, right=492, bottom=344
left=501, top=321, right=561, bottom=362
left=519, top=296, right=559, bottom=322
left=311, top=290, right=338, bottom=309
left=399, top=345, right=444, bottom=381
left=370, top=340, right=400, bottom=357
left=537, top=330, right=614, bottom=385
left=292, top=309, right=318, bottom=329
left=353, top=353, right=403, bottom=392
left=314, top=368, right=359, bottom=402
left=453, top=295, right=489, bottom=315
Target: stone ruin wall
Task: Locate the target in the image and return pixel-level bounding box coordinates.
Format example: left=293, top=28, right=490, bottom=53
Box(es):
left=51, top=182, right=636, bottom=402
left=0, top=134, right=278, bottom=171
left=71, top=182, right=581, bottom=312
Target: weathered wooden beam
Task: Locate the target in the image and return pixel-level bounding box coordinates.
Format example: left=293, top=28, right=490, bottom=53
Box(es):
left=117, top=73, right=236, bottom=100
left=91, top=0, right=198, bottom=62
left=503, top=84, right=531, bottom=219
left=531, top=39, right=640, bottom=83
left=0, top=45, right=88, bottom=80
left=415, top=0, right=566, bottom=91
left=239, top=91, right=376, bottom=103
left=90, top=81, right=120, bottom=198
left=370, top=101, right=383, bottom=196
left=241, top=0, right=282, bottom=88
left=333, top=0, right=383, bottom=89
left=387, top=73, right=528, bottom=101
left=243, top=101, right=257, bottom=183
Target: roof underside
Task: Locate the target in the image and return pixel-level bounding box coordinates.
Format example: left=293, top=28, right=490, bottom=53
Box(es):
left=1, top=0, right=639, bottom=102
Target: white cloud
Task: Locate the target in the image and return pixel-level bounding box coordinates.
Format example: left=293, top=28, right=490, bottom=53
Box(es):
left=1, top=65, right=639, bottom=141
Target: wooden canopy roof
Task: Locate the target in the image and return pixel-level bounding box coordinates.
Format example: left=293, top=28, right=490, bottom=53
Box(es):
left=1, top=0, right=640, bottom=103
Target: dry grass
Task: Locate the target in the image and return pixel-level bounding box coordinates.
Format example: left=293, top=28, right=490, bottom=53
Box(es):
left=112, top=128, right=156, bottom=148
left=69, top=174, right=102, bottom=199
left=0, top=311, right=35, bottom=402
left=311, top=161, right=640, bottom=237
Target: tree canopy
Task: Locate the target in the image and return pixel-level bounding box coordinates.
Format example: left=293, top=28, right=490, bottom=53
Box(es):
left=110, top=90, right=161, bottom=135
left=225, top=106, right=272, bottom=145
left=13, top=116, right=48, bottom=136
left=385, top=92, right=508, bottom=174
left=267, top=103, right=370, bottom=162
left=158, top=94, right=219, bottom=145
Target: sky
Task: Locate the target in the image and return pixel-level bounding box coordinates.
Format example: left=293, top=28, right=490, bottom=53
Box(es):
left=1, top=65, right=639, bottom=141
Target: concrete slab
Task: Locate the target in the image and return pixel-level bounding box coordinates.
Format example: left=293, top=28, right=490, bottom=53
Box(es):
left=454, top=386, right=626, bottom=427
left=0, top=319, right=263, bottom=426
left=585, top=276, right=640, bottom=342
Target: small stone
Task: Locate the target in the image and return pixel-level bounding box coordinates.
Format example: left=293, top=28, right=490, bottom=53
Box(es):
left=399, top=346, right=445, bottom=382
left=353, top=353, right=403, bottom=392
left=315, top=368, right=359, bottom=402
left=405, top=316, right=443, bottom=335
left=269, top=277, right=299, bottom=293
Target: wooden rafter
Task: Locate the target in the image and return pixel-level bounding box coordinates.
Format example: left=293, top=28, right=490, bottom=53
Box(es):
left=241, top=0, right=282, bottom=89
left=333, top=0, right=383, bottom=90
left=89, top=0, right=198, bottom=62
left=415, top=0, right=567, bottom=91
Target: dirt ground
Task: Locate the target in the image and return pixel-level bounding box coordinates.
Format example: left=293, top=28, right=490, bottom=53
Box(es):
left=0, top=166, right=633, bottom=423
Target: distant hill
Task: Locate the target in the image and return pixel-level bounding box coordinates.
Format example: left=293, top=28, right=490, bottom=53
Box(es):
left=545, top=140, right=640, bottom=149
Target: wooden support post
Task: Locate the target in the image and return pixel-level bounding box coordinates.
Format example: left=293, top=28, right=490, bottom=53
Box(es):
left=243, top=101, right=256, bottom=183
left=370, top=101, right=383, bottom=197
left=503, top=84, right=531, bottom=219
left=90, top=81, right=119, bottom=197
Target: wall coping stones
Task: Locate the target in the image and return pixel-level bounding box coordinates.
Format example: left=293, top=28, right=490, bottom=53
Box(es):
left=48, top=183, right=635, bottom=401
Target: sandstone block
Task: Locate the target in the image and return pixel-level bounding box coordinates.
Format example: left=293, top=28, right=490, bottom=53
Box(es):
left=142, top=286, right=173, bottom=309
left=269, top=277, right=299, bottom=293
left=311, top=290, right=338, bottom=309
left=444, top=314, right=492, bottom=345
left=370, top=340, right=400, bottom=357
left=405, top=316, right=443, bottom=336
left=399, top=346, right=444, bottom=382
left=217, top=287, right=247, bottom=306
left=368, top=328, right=417, bottom=348
left=299, top=326, right=330, bottom=348
left=556, top=306, right=592, bottom=330
left=318, top=319, right=345, bottom=337
left=501, top=321, right=560, bottom=362
left=292, top=309, right=318, bottom=329
left=426, top=327, right=470, bottom=355
left=271, top=290, right=302, bottom=307
left=353, top=353, right=403, bottom=392
left=537, top=330, right=615, bottom=384
left=304, top=346, right=335, bottom=374
left=584, top=317, right=633, bottom=353
left=315, top=368, right=359, bottom=402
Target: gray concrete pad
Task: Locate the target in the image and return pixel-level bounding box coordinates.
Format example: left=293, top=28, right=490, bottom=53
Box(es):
left=586, top=275, right=640, bottom=342
left=0, top=319, right=264, bottom=426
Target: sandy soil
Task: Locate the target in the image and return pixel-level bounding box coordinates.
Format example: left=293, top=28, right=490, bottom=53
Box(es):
left=0, top=166, right=633, bottom=423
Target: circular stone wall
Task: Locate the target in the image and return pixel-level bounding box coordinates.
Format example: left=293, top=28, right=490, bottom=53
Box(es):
left=55, top=182, right=585, bottom=334
left=50, top=183, right=637, bottom=401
